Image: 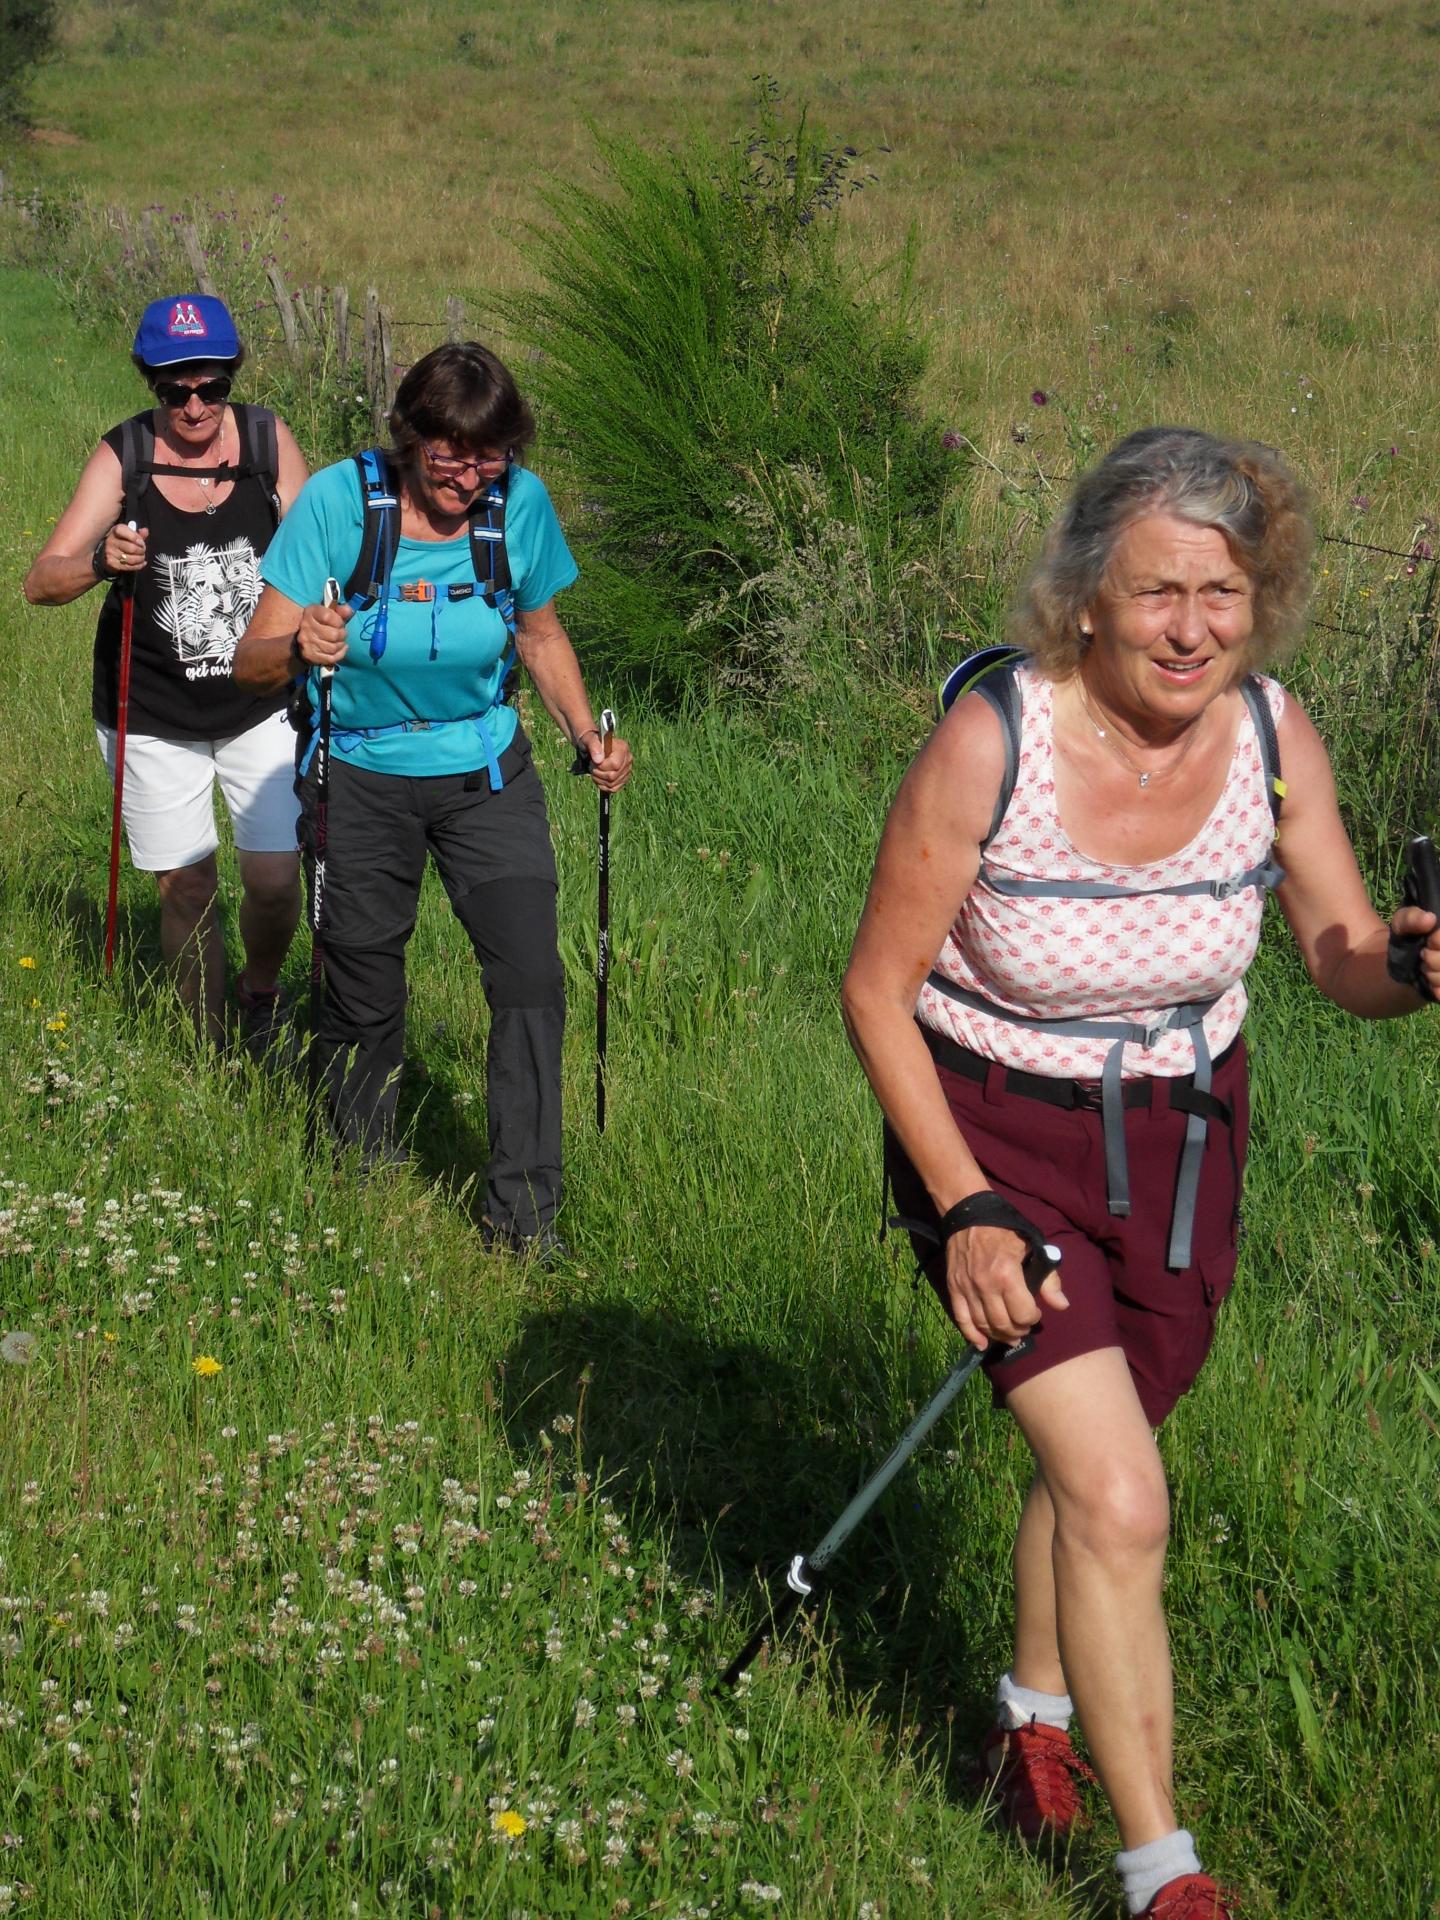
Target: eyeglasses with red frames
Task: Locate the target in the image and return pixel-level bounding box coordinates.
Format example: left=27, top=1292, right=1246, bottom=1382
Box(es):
left=421, top=443, right=513, bottom=483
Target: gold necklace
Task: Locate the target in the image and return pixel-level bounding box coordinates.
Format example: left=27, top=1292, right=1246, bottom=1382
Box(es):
left=1075, top=675, right=1206, bottom=790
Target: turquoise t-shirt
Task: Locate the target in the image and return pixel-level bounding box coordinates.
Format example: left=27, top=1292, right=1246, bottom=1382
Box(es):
left=260, top=459, right=579, bottom=776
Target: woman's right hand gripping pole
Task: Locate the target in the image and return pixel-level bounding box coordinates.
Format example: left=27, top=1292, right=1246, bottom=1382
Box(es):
left=294, top=588, right=350, bottom=672
left=944, top=1215, right=1069, bottom=1355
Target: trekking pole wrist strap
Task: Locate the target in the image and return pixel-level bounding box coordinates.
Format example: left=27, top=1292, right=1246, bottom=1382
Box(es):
left=936, top=1191, right=1045, bottom=1253
left=92, top=532, right=119, bottom=582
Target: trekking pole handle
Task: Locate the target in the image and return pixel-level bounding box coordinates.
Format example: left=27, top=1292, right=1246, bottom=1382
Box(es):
left=1407, top=834, right=1440, bottom=917
left=319, top=578, right=341, bottom=679
left=599, top=707, right=616, bottom=758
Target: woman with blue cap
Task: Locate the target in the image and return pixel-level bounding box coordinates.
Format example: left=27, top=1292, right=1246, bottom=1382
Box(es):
left=25, top=293, right=309, bottom=1051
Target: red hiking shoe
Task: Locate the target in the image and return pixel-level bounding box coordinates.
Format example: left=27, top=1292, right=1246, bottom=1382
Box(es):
left=976, top=1716, right=1096, bottom=1841
left=1137, top=1874, right=1236, bottom=1919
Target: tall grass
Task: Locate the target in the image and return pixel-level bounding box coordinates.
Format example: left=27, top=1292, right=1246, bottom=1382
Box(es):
left=4, top=8, right=1440, bottom=1908
left=3, top=258, right=1439, bottom=1915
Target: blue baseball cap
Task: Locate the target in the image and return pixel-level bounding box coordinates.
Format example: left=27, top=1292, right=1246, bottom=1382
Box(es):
left=132, top=293, right=241, bottom=369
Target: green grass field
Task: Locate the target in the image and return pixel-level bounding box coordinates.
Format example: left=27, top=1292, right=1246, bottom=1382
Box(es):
left=2, top=6, right=1440, bottom=1915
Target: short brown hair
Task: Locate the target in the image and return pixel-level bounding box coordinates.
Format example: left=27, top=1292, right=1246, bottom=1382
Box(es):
left=388, top=341, right=535, bottom=477
left=1010, top=426, right=1315, bottom=677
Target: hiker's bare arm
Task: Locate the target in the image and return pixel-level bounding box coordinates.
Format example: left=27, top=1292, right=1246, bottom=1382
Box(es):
left=233, top=586, right=349, bottom=691
left=1275, top=696, right=1439, bottom=1012
left=843, top=691, right=1067, bottom=1350
left=275, top=422, right=309, bottom=514
left=23, top=444, right=146, bottom=604
left=514, top=599, right=632, bottom=792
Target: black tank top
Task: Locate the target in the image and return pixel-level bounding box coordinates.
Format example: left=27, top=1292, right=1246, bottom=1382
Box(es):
left=92, top=409, right=286, bottom=740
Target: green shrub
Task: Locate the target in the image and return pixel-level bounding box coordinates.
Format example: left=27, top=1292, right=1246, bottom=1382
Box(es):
left=508, top=88, right=953, bottom=698
left=0, top=0, right=59, bottom=129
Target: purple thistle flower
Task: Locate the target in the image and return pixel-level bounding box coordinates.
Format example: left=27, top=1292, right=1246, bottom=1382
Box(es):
left=1350, top=495, right=1371, bottom=512
left=1031, top=390, right=1048, bottom=407
left=941, top=429, right=963, bottom=451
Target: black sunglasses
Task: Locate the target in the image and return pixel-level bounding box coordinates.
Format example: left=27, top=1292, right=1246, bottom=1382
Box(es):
left=153, top=376, right=233, bottom=407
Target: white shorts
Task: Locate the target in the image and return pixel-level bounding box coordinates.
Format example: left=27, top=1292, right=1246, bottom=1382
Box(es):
left=95, top=707, right=300, bottom=872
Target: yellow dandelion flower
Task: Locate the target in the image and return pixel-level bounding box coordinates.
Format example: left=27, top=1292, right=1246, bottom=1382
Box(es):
left=46, top=1018, right=67, bottom=1032
left=29, top=998, right=40, bottom=1009
left=18, top=957, right=37, bottom=969
left=493, top=1809, right=526, bottom=1838
left=103, top=1332, right=118, bottom=1344
left=192, top=1355, right=223, bottom=1378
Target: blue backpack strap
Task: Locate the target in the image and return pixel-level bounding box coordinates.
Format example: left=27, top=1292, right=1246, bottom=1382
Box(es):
left=344, top=449, right=401, bottom=661
left=938, top=645, right=1026, bottom=846
left=1239, top=673, right=1285, bottom=830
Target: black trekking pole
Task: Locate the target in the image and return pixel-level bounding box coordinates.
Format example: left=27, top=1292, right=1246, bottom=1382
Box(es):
left=718, top=1239, right=1060, bottom=1688
left=596, top=707, right=616, bottom=1132
left=306, top=579, right=340, bottom=1147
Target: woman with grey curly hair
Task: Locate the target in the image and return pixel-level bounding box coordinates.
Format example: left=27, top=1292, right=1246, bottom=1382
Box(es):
left=843, top=426, right=1437, bottom=1919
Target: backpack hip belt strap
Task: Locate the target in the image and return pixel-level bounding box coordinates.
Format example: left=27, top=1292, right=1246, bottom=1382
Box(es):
left=924, top=974, right=1221, bottom=1271
left=298, top=706, right=508, bottom=789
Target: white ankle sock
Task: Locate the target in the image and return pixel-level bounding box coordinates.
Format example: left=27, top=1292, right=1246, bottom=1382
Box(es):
left=996, top=1668, right=1074, bottom=1733
left=1116, top=1829, right=1202, bottom=1915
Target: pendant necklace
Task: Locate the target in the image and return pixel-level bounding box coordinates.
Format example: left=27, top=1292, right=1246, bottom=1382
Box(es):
left=1075, top=676, right=1204, bottom=790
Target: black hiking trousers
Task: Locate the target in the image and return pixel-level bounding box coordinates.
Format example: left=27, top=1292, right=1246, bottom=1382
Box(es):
left=299, top=730, right=564, bottom=1235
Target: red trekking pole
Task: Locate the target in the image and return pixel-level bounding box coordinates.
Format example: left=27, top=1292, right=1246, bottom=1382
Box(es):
left=103, top=522, right=140, bottom=974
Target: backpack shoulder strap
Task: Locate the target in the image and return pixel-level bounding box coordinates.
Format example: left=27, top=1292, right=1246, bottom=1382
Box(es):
left=343, top=448, right=401, bottom=610
left=469, top=466, right=516, bottom=637
left=1239, top=673, right=1285, bottom=829
left=116, top=411, right=156, bottom=525
left=938, top=644, right=1027, bottom=846
left=469, top=468, right=512, bottom=589
left=232, top=403, right=281, bottom=527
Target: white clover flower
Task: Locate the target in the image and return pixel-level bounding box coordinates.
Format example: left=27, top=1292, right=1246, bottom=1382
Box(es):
left=573, top=1698, right=596, bottom=1727
left=740, top=1885, right=783, bottom=1907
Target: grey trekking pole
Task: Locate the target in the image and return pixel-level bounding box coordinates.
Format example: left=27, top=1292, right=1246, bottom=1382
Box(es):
left=306, top=579, right=341, bottom=1147
left=719, top=1235, right=1060, bottom=1687
left=596, top=707, right=616, bottom=1132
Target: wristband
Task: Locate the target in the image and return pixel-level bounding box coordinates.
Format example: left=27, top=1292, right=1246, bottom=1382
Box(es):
left=937, top=1190, right=1046, bottom=1254
left=91, top=534, right=118, bottom=582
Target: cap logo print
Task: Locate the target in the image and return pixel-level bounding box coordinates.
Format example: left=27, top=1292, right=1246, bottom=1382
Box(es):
left=169, top=300, right=208, bottom=337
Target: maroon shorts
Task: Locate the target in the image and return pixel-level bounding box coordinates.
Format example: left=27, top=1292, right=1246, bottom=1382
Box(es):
left=885, top=1036, right=1250, bottom=1427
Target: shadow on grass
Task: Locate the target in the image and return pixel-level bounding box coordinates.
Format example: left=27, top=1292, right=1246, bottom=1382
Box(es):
left=499, top=1295, right=1121, bottom=1910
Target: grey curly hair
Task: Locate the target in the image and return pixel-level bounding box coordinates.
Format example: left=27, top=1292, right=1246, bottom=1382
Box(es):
left=1009, top=426, right=1315, bottom=677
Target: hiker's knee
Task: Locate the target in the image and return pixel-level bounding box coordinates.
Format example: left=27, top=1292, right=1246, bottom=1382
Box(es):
left=156, top=855, right=219, bottom=927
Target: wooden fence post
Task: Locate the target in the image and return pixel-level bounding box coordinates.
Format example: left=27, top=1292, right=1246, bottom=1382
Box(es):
left=364, top=287, right=383, bottom=437
left=332, top=284, right=350, bottom=370
left=446, top=295, right=465, bottom=343
left=179, top=223, right=218, bottom=297
left=292, top=287, right=319, bottom=349
left=379, top=302, right=397, bottom=424
left=266, top=263, right=302, bottom=366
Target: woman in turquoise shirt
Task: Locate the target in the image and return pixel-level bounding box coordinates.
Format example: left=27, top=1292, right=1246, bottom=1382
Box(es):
left=235, top=341, right=631, bottom=1256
